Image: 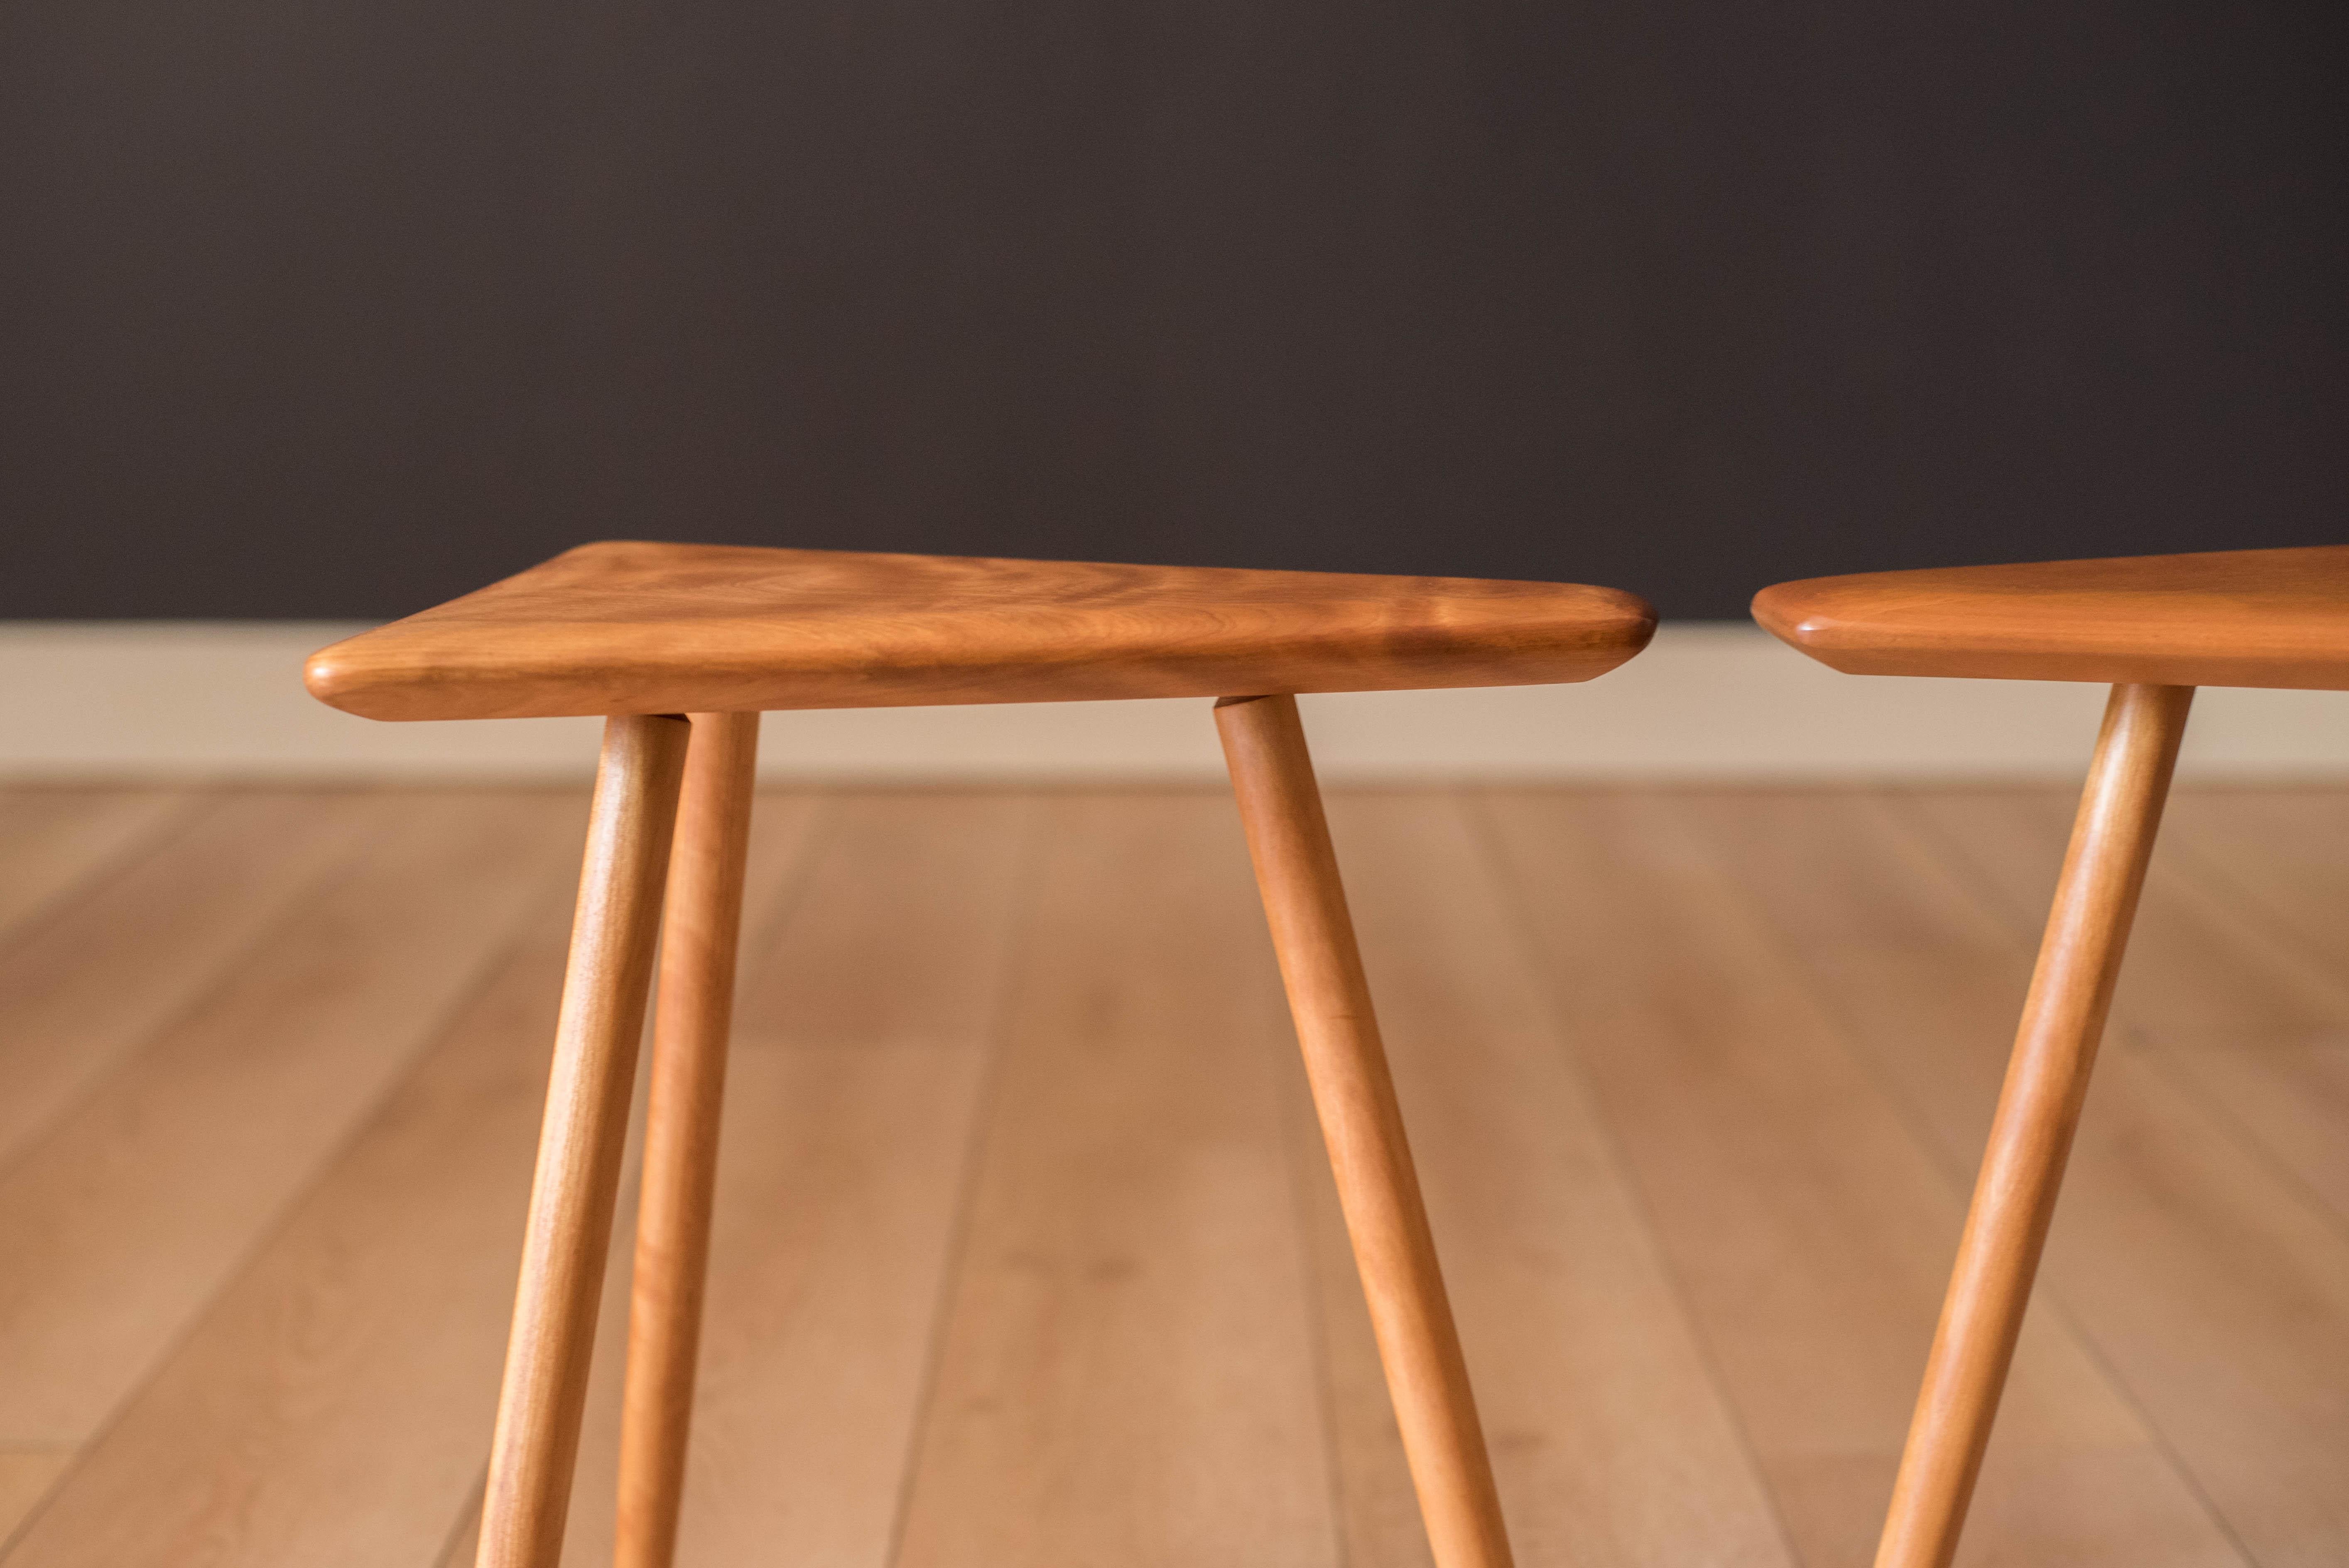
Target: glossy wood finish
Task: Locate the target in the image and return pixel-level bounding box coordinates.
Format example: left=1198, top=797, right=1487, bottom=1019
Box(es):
left=1753, top=546, right=2349, bottom=689
left=303, top=541, right=1656, bottom=721
left=297, top=544, right=1648, bottom=1565
left=1754, top=549, right=2349, bottom=1561
left=1215, top=695, right=1514, bottom=1568
left=1878, top=684, right=2194, bottom=1568
left=477, top=716, right=691, bottom=1568
left=615, top=713, right=760, bottom=1568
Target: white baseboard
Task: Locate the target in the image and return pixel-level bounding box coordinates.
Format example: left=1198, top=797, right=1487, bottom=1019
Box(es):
left=2, top=621, right=2344, bottom=781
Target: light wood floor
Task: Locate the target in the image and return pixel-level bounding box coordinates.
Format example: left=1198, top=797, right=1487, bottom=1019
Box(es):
left=0, top=783, right=2343, bottom=1568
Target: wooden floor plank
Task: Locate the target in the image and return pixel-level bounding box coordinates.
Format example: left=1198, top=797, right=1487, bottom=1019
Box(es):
left=1307, top=793, right=1794, bottom=1568
left=1907, top=790, right=2349, bottom=1051
left=0, top=789, right=198, bottom=948
left=0, top=791, right=583, bottom=1445
left=2, top=783, right=2340, bottom=1567
left=1478, top=790, right=2246, bottom=1568
left=2143, top=1041, right=2349, bottom=1225
left=552, top=793, right=1041, bottom=1568
left=0, top=889, right=582, bottom=1568
left=0, top=791, right=384, bottom=1169
left=2159, top=791, right=2349, bottom=974
left=2150, top=791, right=2349, bottom=1220
left=729, top=791, right=1040, bottom=1052
left=0, top=1453, right=71, bottom=1546
left=1, top=794, right=829, bottom=1568
left=890, top=793, right=1340, bottom=1568
left=1888, top=789, right=2349, bottom=1566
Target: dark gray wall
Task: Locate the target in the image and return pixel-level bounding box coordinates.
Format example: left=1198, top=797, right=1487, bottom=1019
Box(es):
left=4, top=0, right=2343, bottom=620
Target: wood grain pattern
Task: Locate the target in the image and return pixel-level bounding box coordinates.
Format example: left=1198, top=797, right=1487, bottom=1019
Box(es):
left=0, top=792, right=580, bottom=1445
left=1893, top=785, right=2349, bottom=1226
left=1477, top=788, right=2244, bottom=1568
left=0, top=1451, right=71, bottom=1545
left=1753, top=546, right=2349, bottom=689
left=303, top=541, right=1656, bottom=721
left=1304, top=792, right=1792, bottom=1568
left=1874, top=685, right=2192, bottom=1568
left=0, top=790, right=195, bottom=948
left=478, top=717, right=691, bottom=1568
left=0, top=791, right=376, bottom=1169
left=1891, top=786, right=2349, bottom=1566
left=1216, top=696, right=1513, bottom=1568
left=1642, top=785, right=2271, bottom=1568
left=420, top=795, right=835, bottom=1568
left=560, top=795, right=1038, bottom=1568
left=2161, top=790, right=2349, bottom=961
left=2153, top=1040, right=2349, bottom=1224
left=2157, top=791, right=2349, bottom=1222
left=0, top=881, right=589, bottom=1568
left=2, top=784, right=2342, bottom=1566
left=726, top=794, right=1035, bottom=1054
left=615, top=714, right=760, bottom=1568
left=890, top=794, right=1337, bottom=1568
left=2003, top=794, right=2349, bottom=1051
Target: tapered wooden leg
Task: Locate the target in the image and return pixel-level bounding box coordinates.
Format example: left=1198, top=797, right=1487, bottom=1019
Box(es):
left=478, top=714, right=693, bottom=1568
left=1215, top=694, right=1515, bottom=1568
left=615, top=712, right=761, bottom=1568
left=1875, top=682, right=2194, bottom=1568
